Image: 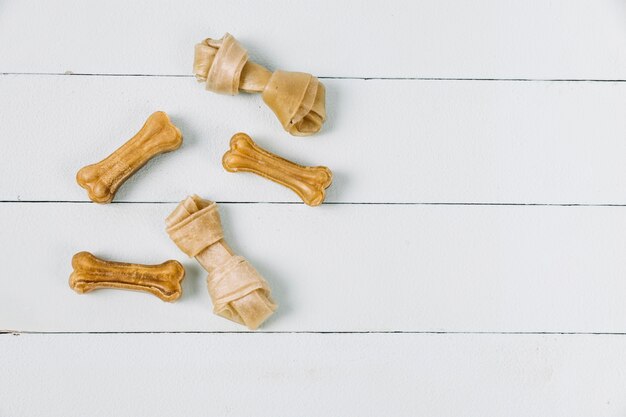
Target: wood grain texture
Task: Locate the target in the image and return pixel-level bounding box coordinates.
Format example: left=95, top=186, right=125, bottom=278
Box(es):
left=2, top=333, right=625, bottom=417
left=1, top=0, right=625, bottom=79
left=2, top=1, right=626, bottom=414
left=1, top=75, right=626, bottom=204
left=2, top=203, right=626, bottom=332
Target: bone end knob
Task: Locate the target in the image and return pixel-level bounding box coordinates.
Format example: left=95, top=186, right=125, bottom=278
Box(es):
left=223, top=133, right=332, bottom=206
left=193, top=33, right=325, bottom=136
left=166, top=195, right=277, bottom=329
left=69, top=251, right=185, bottom=302
left=76, top=111, right=183, bottom=204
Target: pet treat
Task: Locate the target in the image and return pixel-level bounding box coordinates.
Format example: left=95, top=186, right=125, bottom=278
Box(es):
left=194, top=33, right=325, bottom=136
left=69, top=251, right=185, bottom=302
left=223, top=133, right=332, bottom=206
left=76, top=111, right=183, bottom=203
left=166, top=195, right=276, bottom=329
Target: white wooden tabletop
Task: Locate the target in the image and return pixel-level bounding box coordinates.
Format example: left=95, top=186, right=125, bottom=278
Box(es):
left=1, top=1, right=626, bottom=415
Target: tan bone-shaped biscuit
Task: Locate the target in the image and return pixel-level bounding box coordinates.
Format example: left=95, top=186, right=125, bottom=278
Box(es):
left=69, top=251, right=185, bottom=302
left=194, top=33, right=326, bottom=136
left=76, top=111, right=182, bottom=203
left=166, top=195, right=276, bottom=329
left=223, top=133, right=332, bottom=206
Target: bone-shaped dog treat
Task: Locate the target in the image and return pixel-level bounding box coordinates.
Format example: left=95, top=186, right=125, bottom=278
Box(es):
left=69, top=251, right=185, bottom=302
left=166, top=195, right=276, bottom=329
left=76, top=111, right=183, bottom=203
left=223, top=133, right=332, bottom=206
left=194, top=33, right=325, bottom=136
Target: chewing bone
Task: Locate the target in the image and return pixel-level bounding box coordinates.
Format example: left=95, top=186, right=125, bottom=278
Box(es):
left=194, top=33, right=325, bottom=136
left=76, top=111, right=183, bottom=203
left=166, top=195, right=276, bottom=329
left=69, top=251, right=185, bottom=302
left=223, top=133, right=332, bottom=206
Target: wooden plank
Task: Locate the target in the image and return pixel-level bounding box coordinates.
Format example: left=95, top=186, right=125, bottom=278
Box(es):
left=2, top=332, right=625, bottom=416
left=2, top=75, right=626, bottom=204
left=1, top=1, right=625, bottom=79
left=2, top=202, right=626, bottom=332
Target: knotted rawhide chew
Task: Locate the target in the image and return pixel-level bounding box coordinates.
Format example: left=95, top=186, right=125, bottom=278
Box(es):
left=165, top=195, right=276, bottom=329
left=194, top=33, right=326, bottom=136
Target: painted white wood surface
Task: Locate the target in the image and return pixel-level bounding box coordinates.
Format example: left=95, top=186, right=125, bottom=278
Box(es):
left=2, top=202, right=626, bottom=332
left=1, top=0, right=626, bottom=79
left=2, top=75, right=626, bottom=204
left=2, top=1, right=625, bottom=415
left=2, top=333, right=625, bottom=417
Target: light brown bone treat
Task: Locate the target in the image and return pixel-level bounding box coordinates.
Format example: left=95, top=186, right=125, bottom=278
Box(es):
left=69, top=251, right=185, bottom=302
left=194, top=33, right=325, bottom=136
left=166, top=195, right=276, bottom=329
left=76, top=111, right=183, bottom=203
left=223, top=133, right=332, bottom=206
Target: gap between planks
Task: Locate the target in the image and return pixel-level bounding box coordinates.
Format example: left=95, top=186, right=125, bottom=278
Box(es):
left=2, top=72, right=626, bottom=83
left=2, top=200, right=626, bottom=207
left=4, top=331, right=626, bottom=336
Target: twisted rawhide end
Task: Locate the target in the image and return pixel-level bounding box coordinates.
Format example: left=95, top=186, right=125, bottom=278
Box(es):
left=165, top=195, right=277, bottom=329
left=193, top=33, right=326, bottom=136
